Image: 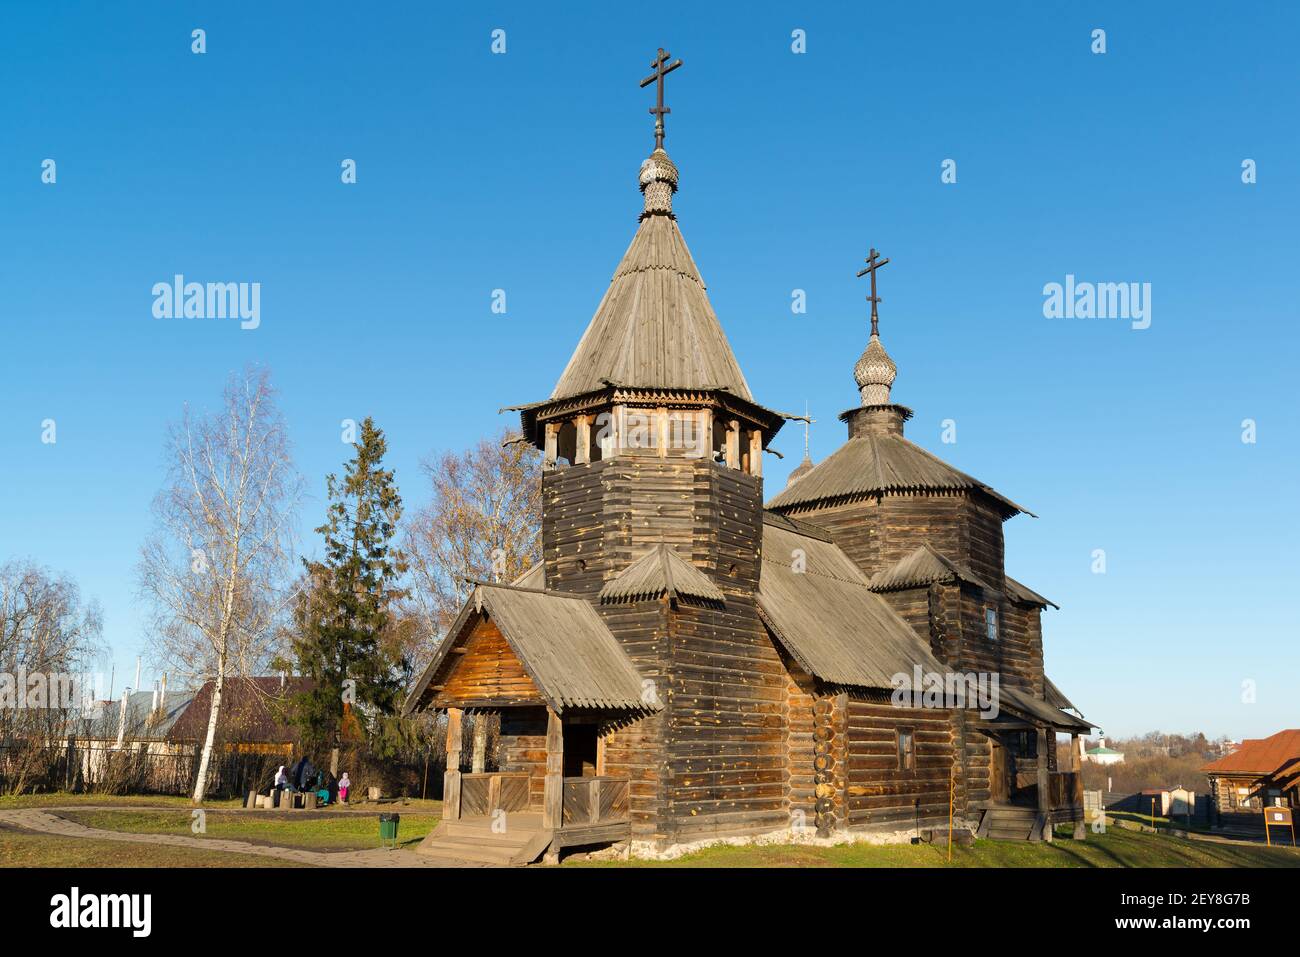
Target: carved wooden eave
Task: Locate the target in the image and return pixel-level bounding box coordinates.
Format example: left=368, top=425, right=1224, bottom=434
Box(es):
left=507, top=385, right=791, bottom=452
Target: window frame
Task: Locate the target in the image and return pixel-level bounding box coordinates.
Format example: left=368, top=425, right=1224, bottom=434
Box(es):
left=897, top=727, right=916, bottom=772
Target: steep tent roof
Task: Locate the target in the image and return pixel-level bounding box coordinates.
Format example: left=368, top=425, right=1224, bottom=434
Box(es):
left=867, top=543, right=992, bottom=593
left=1201, top=730, right=1300, bottom=775
left=404, top=583, right=652, bottom=715
left=765, top=430, right=1030, bottom=517
left=600, top=543, right=725, bottom=605
left=757, top=514, right=947, bottom=689
left=549, top=149, right=753, bottom=402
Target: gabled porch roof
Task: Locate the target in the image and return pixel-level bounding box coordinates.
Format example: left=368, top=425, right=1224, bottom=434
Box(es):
left=403, top=582, right=654, bottom=715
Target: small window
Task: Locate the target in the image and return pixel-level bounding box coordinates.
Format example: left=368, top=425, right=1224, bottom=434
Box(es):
left=985, top=607, right=998, bottom=641
left=897, top=728, right=915, bottom=771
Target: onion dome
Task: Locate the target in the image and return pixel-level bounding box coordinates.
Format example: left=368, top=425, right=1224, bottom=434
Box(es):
left=639, top=148, right=678, bottom=219
left=787, top=454, right=816, bottom=487
left=854, top=334, right=897, bottom=406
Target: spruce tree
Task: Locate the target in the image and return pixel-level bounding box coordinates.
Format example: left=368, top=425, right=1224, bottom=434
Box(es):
left=291, top=417, right=408, bottom=766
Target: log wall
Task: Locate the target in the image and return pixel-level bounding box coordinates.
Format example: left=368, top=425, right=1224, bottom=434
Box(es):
left=845, top=696, right=957, bottom=830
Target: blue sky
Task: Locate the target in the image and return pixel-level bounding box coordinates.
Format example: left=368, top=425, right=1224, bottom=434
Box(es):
left=1, top=2, right=1295, bottom=739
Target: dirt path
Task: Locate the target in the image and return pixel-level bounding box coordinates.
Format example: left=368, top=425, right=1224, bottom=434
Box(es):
left=0, top=809, right=484, bottom=868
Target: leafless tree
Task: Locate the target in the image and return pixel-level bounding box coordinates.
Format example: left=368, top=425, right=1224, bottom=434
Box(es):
left=137, top=367, right=303, bottom=802
left=0, top=561, right=103, bottom=794
left=403, top=430, right=541, bottom=647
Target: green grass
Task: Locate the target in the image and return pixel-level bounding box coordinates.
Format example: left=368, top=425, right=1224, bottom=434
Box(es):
left=0, top=826, right=303, bottom=868
left=0, top=792, right=244, bottom=809
left=568, top=824, right=1300, bottom=868
left=1107, top=810, right=1217, bottom=835
left=53, top=808, right=441, bottom=851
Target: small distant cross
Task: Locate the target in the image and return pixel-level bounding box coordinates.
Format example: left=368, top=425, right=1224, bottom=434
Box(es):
left=802, top=402, right=816, bottom=459
left=856, top=248, right=891, bottom=337
left=640, top=48, right=683, bottom=151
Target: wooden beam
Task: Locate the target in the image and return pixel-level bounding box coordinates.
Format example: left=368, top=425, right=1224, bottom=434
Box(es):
left=1037, top=726, right=1051, bottom=843
left=575, top=415, right=591, bottom=465
left=698, top=410, right=713, bottom=461
left=726, top=420, right=740, bottom=470
left=444, top=707, right=463, bottom=821
left=657, top=406, right=669, bottom=458
left=1072, top=733, right=1086, bottom=841
left=542, top=707, right=564, bottom=831
left=748, top=429, right=763, bottom=477
left=543, top=423, right=558, bottom=469
left=471, top=713, right=488, bottom=774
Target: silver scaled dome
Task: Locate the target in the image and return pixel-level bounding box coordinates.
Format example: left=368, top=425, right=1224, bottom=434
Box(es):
left=639, top=148, right=678, bottom=218
left=854, top=334, right=896, bottom=405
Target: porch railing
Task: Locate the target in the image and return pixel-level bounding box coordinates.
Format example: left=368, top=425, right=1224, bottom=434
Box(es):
left=445, top=771, right=530, bottom=821
left=560, top=776, right=629, bottom=827
left=1049, top=771, right=1083, bottom=811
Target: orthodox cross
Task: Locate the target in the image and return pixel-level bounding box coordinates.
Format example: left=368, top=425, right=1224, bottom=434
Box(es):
left=856, top=247, right=891, bottom=337
left=802, top=402, right=816, bottom=459
left=640, top=47, right=683, bottom=151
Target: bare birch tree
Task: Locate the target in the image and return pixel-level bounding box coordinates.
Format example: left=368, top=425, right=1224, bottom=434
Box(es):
left=0, top=562, right=103, bottom=794
left=403, top=430, right=540, bottom=644
left=137, top=367, right=302, bottom=802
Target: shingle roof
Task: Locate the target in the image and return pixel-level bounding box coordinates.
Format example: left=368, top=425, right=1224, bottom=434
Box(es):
left=757, top=515, right=947, bottom=689
left=549, top=199, right=753, bottom=402
left=510, top=562, right=545, bottom=590
left=765, top=431, right=1030, bottom=516
left=867, top=543, right=992, bottom=593
left=1007, top=575, right=1059, bottom=610
left=599, top=544, right=725, bottom=605
left=167, top=677, right=311, bottom=744
left=1043, top=675, right=1080, bottom=713
left=1201, top=730, right=1300, bottom=775
left=999, top=684, right=1093, bottom=732
left=85, top=690, right=195, bottom=741
left=404, top=583, right=653, bottom=714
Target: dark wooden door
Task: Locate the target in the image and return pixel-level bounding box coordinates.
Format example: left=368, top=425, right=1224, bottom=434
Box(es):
left=990, top=736, right=1009, bottom=804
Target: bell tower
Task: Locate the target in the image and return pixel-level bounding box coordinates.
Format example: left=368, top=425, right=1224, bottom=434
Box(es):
left=508, top=50, right=792, bottom=846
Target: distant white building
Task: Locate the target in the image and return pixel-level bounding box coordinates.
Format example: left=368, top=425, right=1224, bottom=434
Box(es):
left=1084, top=737, right=1125, bottom=765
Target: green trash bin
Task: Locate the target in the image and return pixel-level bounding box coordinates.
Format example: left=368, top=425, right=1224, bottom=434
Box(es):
left=379, top=812, right=400, bottom=849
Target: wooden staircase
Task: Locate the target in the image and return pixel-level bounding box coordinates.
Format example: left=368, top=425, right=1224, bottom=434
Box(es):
left=417, top=814, right=553, bottom=866
left=978, top=806, right=1042, bottom=842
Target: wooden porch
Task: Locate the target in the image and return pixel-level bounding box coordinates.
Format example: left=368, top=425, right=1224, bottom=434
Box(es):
left=977, top=729, right=1087, bottom=842
left=419, top=707, right=632, bottom=865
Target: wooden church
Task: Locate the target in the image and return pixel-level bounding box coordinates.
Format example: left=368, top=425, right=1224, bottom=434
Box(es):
left=405, top=51, right=1092, bottom=863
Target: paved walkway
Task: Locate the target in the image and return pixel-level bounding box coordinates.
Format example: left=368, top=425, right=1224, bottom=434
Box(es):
left=0, top=808, right=484, bottom=868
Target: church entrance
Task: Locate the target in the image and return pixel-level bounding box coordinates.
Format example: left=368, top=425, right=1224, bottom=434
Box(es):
left=562, top=719, right=599, bottom=777
left=990, top=735, right=1010, bottom=804
left=988, top=730, right=1037, bottom=807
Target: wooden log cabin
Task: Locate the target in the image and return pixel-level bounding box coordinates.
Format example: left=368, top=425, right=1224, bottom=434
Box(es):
left=403, top=90, right=1092, bottom=862
left=1201, top=730, right=1300, bottom=835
